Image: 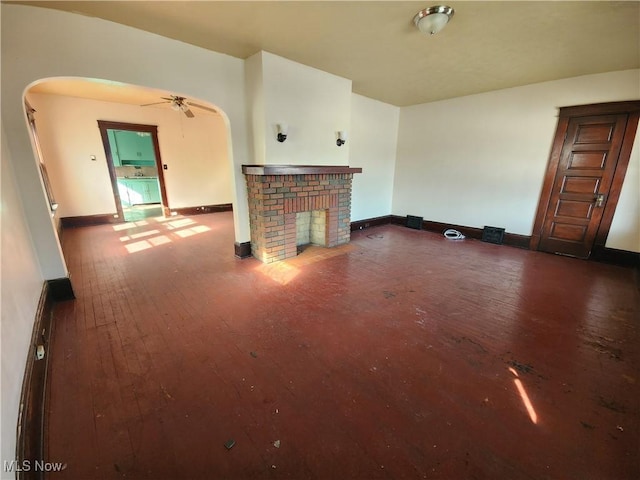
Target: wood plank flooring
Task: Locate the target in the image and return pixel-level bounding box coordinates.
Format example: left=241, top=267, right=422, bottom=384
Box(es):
left=45, top=212, right=639, bottom=479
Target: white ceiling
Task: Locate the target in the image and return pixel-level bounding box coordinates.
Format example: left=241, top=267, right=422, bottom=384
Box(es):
left=17, top=1, right=640, bottom=107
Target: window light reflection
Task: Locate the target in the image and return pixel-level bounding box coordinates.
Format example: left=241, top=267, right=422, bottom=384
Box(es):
left=508, top=367, right=538, bottom=425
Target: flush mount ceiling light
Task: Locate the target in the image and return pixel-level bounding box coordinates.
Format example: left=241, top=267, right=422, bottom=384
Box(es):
left=414, top=5, right=454, bottom=35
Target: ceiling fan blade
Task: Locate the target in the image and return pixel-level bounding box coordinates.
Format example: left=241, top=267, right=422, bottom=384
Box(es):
left=183, top=108, right=195, bottom=118
left=186, top=101, right=217, bottom=114
left=140, top=100, right=170, bottom=107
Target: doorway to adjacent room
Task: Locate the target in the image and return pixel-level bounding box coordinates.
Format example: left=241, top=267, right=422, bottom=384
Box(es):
left=98, top=121, right=170, bottom=222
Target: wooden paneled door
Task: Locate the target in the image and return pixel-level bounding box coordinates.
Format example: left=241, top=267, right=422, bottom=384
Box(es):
left=531, top=101, right=640, bottom=258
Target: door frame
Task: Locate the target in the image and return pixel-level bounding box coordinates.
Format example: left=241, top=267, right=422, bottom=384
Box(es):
left=97, top=120, right=171, bottom=220
left=530, top=101, right=640, bottom=255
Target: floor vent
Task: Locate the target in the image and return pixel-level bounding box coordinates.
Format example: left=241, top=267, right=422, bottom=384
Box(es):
left=406, top=215, right=423, bottom=230
left=482, top=226, right=505, bottom=244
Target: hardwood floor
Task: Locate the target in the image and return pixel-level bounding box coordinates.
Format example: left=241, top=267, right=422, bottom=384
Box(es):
left=46, top=211, right=639, bottom=479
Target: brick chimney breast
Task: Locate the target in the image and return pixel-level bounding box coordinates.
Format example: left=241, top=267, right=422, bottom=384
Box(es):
left=242, top=165, right=362, bottom=263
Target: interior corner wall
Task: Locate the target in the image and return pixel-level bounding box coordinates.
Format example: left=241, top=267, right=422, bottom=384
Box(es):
left=244, top=52, right=266, bottom=165
left=393, top=69, right=640, bottom=253
left=1, top=121, right=44, bottom=478
left=27, top=93, right=233, bottom=217
left=1, top=3, right=251, bottom=245
left=260, top=51, right=352, bottom=166
left=607, top=130, right=640, bottom=251
left=349, top=94, right=399, bottom=221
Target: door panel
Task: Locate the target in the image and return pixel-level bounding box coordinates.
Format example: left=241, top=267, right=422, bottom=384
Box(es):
left=555, top=199, right=593, bottom=219
left=574, top=123, right=614, bottom=143
left=567, top=152, right=607, bottom=169
left=537, top=114, right=627, bottom=258
left=561, top=176, right=600, bottom=194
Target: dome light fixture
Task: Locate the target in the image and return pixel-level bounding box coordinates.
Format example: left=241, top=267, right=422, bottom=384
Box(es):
left=414, top=5, right=454, bottom=35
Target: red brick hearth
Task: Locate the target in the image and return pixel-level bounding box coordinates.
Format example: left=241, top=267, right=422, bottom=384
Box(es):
left=242, top=165, right=362, bottom=263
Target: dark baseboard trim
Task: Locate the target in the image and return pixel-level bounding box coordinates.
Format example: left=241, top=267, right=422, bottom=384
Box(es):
left=353, top=215, right=639, bottom=266
left=420, top=220, right=532, bottom=250
left=421, top=220, right=483, bottom=240
left=591, top=245, right=640, bottom=268
left=16, top=282, right=55, bottom=480
left=61, top=213, right=119, bottom=228
left=235, top=241, right=252, bottom=259
left=350, top=215, right=394, bottom=231
left=46, top=277, right=75, bottom=302
left=17, top=278, right=75, bottom=478
left=60, top=204, right=233, bottom=229
left=503, top=232, right=532, bottom=249
left=171, top=204, right=233, bottom=216
left=352, top=215, right=532, bottom=250
left=389, top=215, right=408, bottom=226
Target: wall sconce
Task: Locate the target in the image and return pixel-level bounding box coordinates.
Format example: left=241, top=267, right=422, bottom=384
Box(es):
left=276, top=123, right=288, bottom=142
left=336, top=131, right=347, bottom=147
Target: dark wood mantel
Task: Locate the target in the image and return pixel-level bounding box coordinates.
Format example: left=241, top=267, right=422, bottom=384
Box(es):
left=242, top=165, right=362, bottom=175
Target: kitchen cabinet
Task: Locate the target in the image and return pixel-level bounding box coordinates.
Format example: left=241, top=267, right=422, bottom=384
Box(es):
left=107, top=130, right=122, bottom=166
left=117, top=178, right=161, bottom=206
left=139, top=179, right=161, bottom=204
left=112, top=130, right=156, bottom=166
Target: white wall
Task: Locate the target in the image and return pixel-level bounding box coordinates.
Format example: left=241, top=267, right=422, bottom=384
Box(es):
left=1, top=4, right=251, bottom=267
left=27, top=92, right=233, bottom=217
left=1, top=122, right=45, bottom=478
left=394, top=69, right=640, bottom=252
left=245, top=53, right=266, bottom=165
left=608, top=131, right=640, bottom=251
left=259, top=51, right=352, bottom=166
left=349, top=94, right=399, bottom=221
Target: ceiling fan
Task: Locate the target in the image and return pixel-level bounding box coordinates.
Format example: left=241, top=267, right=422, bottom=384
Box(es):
left=140, top=95, right=217, bottom=118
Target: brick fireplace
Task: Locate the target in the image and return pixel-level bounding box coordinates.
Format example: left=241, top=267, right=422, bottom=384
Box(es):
left=242, top=165, right=362, bottom=263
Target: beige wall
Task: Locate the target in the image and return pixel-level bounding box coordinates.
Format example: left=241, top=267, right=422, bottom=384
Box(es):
left=27, top=92, right=233, bottom=218
left=394, top=69, right=640, bottom=252
left=1, top=122, right=44, bottom=478
left=245, top=53, right=266, bottom=165
left=248, top=51, right=352, bottom=166
left=1, top=4, right=250, bottom=260
left=349, top=94, right=399, bottom=221
left=4, top=4, right=638, bottom=476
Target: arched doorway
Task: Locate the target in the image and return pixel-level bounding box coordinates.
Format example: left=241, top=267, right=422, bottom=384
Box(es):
left=24, top=77, right=235, bottom=228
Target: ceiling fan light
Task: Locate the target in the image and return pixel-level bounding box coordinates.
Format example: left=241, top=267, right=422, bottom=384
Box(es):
left=171, top=102, right=181, bottom=111
left=414, top=6, right=454, bottom=35
left=179, top=103, right=189, bottom=112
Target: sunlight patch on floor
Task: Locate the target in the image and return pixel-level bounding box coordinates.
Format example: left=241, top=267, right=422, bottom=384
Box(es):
left=174, top=225, right=211, bottom=238
left=256, top=261, right=301, bottom=286
left=125, top=240, right=153, bottom=253
left=509, top=367, right=538, bottom=425
left=116, top=215, right=212, bottom=254
left=113, top=220, right=149, bottom=231
left=120, top=229, right=160, bottom=242
left=166, top=218, right=196, bottom=229
left=148, top=235, right=171, bottom=246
